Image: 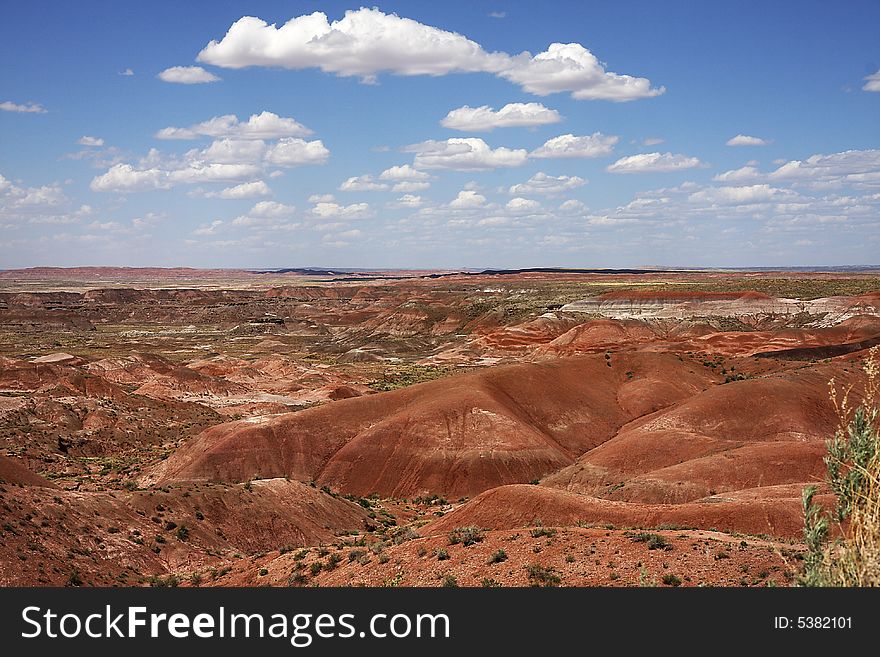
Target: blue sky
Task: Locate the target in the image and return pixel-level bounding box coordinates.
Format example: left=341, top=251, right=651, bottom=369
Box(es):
left=1, top=1, right=879, bottom=269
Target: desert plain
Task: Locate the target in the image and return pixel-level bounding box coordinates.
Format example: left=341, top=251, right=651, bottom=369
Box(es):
left=1, top=265, right=879, bottom=587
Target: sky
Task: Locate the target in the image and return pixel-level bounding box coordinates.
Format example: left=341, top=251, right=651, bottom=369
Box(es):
left=1, top=1, right=879, bottom=270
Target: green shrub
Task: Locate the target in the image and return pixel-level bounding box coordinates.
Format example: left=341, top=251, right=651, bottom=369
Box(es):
left=488, top=549, right=508, bottom=564
left=448, top=526, right=485, bottom=546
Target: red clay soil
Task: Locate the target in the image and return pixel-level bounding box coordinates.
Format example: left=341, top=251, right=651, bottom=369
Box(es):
left=423, top=484, right=829, bottom=540
left=0, top=476, right=367, bottom=586
left=0, top=455, right=57, bottom=488
left=540, top=363, right=864, bottom=502
left=207, top=526, right=800, bottom=588
left=146, top=352, right=720, bottom=497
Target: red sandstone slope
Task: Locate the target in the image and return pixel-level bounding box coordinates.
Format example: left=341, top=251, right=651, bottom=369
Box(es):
left=0, top=455, right=56, bottom=488
left=0, top=477, right=367, bottom=586
left=146, top=352, right=720, bottom=497
left=542, top=363, right=865, bottom=502
left=423, top=484, right=828, bottom=540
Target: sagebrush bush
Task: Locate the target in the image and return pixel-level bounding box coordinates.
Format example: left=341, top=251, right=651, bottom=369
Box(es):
left=802, top=347, right=880, bottom=587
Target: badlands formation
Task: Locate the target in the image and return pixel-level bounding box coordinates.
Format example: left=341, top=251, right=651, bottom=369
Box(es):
left=0, top=267, right=878, bottom=586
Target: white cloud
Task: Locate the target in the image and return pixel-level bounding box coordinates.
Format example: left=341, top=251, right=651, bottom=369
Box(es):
left=488, top=11, right=506, bottom=19
left=119, top=68, right=134, bottom=76
left=643, top=137, right=664, bottom=146
left=0, top=174, right=69, bottom=224
left=198, top=9, right=663, bottom=102
left=388, top=194, right=424, bottom=208
left=688, top=184, right=795, bottom=205
left=264, top=138, right=330, bottom=166
left=449, top=190, right=487, bottom=209
left=767, top=149, right=880, bottom=187
left=205, top=180, right=272, bottom=199
left=131, top=212, right=165, bottom=230
left=726, top=134, right=770, bottom=147
left=77, top=136, right=105, bottom=147
left=0, top=101, right=46, bottom=114
left=249, top=201, right=296, bottom=217
left=90, top=161, right=261, bottom=192
left=531, top=132, right=618, bottom=159
left=378, top=164, right=430, bottom=181
left=193, top=220, right=224, bottom=235
left=509, top=172, right=586, bottom=196
left=198, top=9, right=507, bottom=78
left=862, top=70, right=880, bottom=92
left=558, top=199, right=587, bottom=213
left=200, top=138, right=267, bottom=164
left=506, top=197, right=541, bottom=213
left=440, top=102, right=561, bottom=131
left=157, top=66, right=220, bottom=84
left=406, top=137, right=528, bottom=170
left=391, top=181, right=430, bottom=192
left=338, top=175, right=388, bottom=192
left=232, top=201, right=299, bottom=229
left=606, top=152, right=704, bottom=174
left=498, top=42, right=665, bottom=101
left=712, top=166, right=760, bottom=183
left=156, top=111, right=312, bottom=140
left=310, top=201, right=373, bottom=219
left=90, top=164, right=170, bottom=192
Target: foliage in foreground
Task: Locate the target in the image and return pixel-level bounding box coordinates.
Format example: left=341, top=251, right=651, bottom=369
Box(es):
left=802, top=347, right=880, bottom=586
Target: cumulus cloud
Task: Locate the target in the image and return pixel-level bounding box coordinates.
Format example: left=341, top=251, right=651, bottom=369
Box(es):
left=767, top=149, right=880, bottom=187
left=0, top=173, right=94, bottom=227
left=712, top=166, right=761, bottom=183
left=339, top=174, right=388, bottom=192
left=310, top=201, right=373, bottom=219
left=77, top=136, right=105, bottom=147
left=197, top=8, right=663, bottom=101
left=440, top=102, right=561, bottom=131
left=388, top=194, right=424, bottom=208
left=406, top=137, right=528, bottom=170
left=862, top=70, right=880, bottom=92
left=264, top=138, right=330, bottom=166
left=509, top=172, right=586, bottom=196
left=200, top=138, right=267, bottom=164
left=157, top=66, right=220, bottom=84
left=687, top=184, right=796, bottom=205
left=558, top=199, right=587, bottom=213
left=0, top=101, right=46, bottom=114
left=204, top=180, right=272, bottom=199
left=248, top=201, right=296, bottom=217
left=505, top=197, right=541, bottom=213
left=391, top=181, right=430, bottom=192
left=378, top=164, right=431, bottom=181
left=606, top=152, right=704, bottom=174
left=156, top=111, right=312, bottom=140
left=531, top=132, right=618, bottom=159
left=499, top=43, right=665, bottom=101
left=231, top=201, right=299, bottom=230
left=448, top=190, right=487, bottom=209
left=726, top=134, right=770, bottom=147
left=90, top=162, right=261, bottom=192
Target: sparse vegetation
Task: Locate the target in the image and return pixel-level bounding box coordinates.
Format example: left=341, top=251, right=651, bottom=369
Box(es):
left=526, top=564, right=561, bottom=587
left=449, top=526, right=485, bottom=546
left=488, top=549, right=508, bottom=564
left=662, top=573, right=682, bottom=587
left=801, top=347, right=880, bottom=587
